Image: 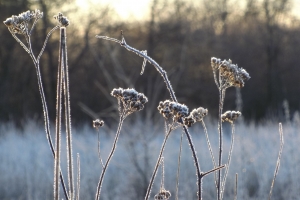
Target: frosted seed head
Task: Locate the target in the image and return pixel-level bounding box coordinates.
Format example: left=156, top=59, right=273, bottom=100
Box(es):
left=4, top=10, right=43, bottom=35
left=54, top=13, right=70, bottom=27
left=184, top=116, right=195, bottom=127
left=93, top=119, right=104, bottom=129
left=3, top=18, right=13, bottom=26
left=211, top=57, right=222, bottom=71
left=154, top=189, right=171, bottom=200
left=221, top=111, right=241, bottom=123
left=239, top=68, right=251, bottom=81
left=111, top=88, right=123, bottom=98
left=158, top=100, right=189, bottom=122
left=111, top=87, right=147, bottom=113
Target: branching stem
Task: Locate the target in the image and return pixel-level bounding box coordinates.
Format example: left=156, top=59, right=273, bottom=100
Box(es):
left=96, top=35, right=202, bottom=199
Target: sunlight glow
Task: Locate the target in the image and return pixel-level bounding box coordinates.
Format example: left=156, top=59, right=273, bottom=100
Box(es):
left=76, top=0, right=151, bottom=20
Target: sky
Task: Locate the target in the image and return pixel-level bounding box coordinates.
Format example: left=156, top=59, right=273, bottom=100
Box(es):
left=76, top=0, right=151, bottom=20
left=76, top=0, right=300, bottom=21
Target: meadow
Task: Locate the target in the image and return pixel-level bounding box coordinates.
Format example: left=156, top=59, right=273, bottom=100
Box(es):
left=0, top=118, right=299, bottom=199
left=1, top=7, right=298, bottom=200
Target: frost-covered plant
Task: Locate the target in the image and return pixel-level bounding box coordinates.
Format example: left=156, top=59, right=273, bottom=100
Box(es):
left=211, top=57, right=250, bottom=200
left=95, top=87, right=148, bottom=200
left=4, top=10, right=71, bottom=200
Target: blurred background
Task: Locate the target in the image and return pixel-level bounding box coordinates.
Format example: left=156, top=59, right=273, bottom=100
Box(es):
left=0, top=0, right=300, bottom=126
left=1, top=0, right=300, bottom=200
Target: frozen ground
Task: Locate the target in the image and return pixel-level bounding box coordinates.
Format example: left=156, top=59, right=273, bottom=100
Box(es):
left=0, top=119, right=299, bottom=200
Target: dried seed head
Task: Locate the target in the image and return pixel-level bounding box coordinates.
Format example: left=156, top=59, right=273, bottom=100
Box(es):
left=54, top=13, right=70, bottom=27
left=111, top=87, right=148, bottom=113
left=219, top=59, right=250, bottom=89
left=183, top=107, right=208, bottom=127
left=211, top=57, right=222, bottom=71
left=183, top=116, right=195, bottom=127
left=154, top=189, right=171, bottom=200
left=158, top=100, right=189, bottom=122
left=3, top=10, right=43, bottom=34
left=221, top=111, right=241, bottom=123
left=93, top=119, right=104, bottom=129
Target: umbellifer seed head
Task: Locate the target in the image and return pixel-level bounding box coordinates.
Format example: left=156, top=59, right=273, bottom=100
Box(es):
left=93, top=119, right=104, bottom=129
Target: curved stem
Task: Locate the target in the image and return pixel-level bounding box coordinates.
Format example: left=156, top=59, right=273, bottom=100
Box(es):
left=145, top=126, right=172, bottom=200
left=37, top=25, right=60, bottom=61
left=183, top=125, right=202, bottom=200
left=95, top=112, right=126, bottom=200
left=96, top=35, right=202, bottom=198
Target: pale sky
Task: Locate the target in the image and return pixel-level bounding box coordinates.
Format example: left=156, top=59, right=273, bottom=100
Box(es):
left=76, top=0, right=300, bottom=21
left=76, top=0, right=151, bottom=20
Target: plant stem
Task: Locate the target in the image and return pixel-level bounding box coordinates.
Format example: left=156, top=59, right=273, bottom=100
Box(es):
left=54, top=29, right=64, bottom=200
left=175, top=132, right=184, bottom=200
left=95, top=112, right=126, bottom=200
left=96, top=35, right=202, bottom=198
left=201, top=120, right=217, bottom=189
left=145, top=126, right=172, bottom=200
left=61, top=27, right=75, bottom=200
left=221, top=122, right=235, bottom=199
left=21, top=29, right=69, bottom=200
left=76, top=153, right=81, bottom=200
left=217, top=88, right=225, bottom=200
left=269, top=123, right=284, bottom=200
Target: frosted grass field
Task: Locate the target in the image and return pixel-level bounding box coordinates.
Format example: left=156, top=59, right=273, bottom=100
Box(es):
left=0, top=118, right=300, bottom=200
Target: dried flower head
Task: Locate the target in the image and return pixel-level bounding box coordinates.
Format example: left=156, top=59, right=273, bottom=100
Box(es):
left=221, top=111, right=241, bottom=123
left=154, top=189, right=171, bottom=200
left=111, top=87, right=148, bottom=113
left=93, top=119, right=104, bottom=129
left=184, top=107, right=208, bottom=127
left=54, top=13, right=70, bottom=27
left=158, top=100, right=189, bottom=122
left=211, top=57, right=222, bottom=72
left=219, top=59, right=250, bottom=89
left=3, top=9, right=43, bottom=34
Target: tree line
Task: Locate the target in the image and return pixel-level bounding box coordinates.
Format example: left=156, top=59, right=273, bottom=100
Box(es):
left=0, top=0, right=299, bottom=125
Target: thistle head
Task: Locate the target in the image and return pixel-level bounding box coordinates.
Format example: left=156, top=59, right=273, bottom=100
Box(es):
left=221, top=110, right=241, bottom=123
left=111, top=87, right=148, bottom=114
left=184, top=107, right=208, bottom=127
left=154, top=189, right=171, bottom=200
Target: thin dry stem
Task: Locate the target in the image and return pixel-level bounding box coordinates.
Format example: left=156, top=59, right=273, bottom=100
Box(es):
left=175, top=132, right=184, bottom=200
left=96, top=34, right=202, bottom=199
left=217, top=88, right=226, bottom=200
left=76, top=153, right=81, bottom=200
left=234, top=173, right=238, bottom=200
left=221, top=123, right=235, bottom=199
left=61, top=27, right=75, bottom=200
left=95, top=112, right=126, bottom=200
left=98, top=131, right=104, bottom=168
left=269, top=123, right=284, bottom=200
left=54, top=29, right=64, bottom=200
left=201, top=120, right=217, bottom=187
left=145, top=125, right=173, bottom=200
